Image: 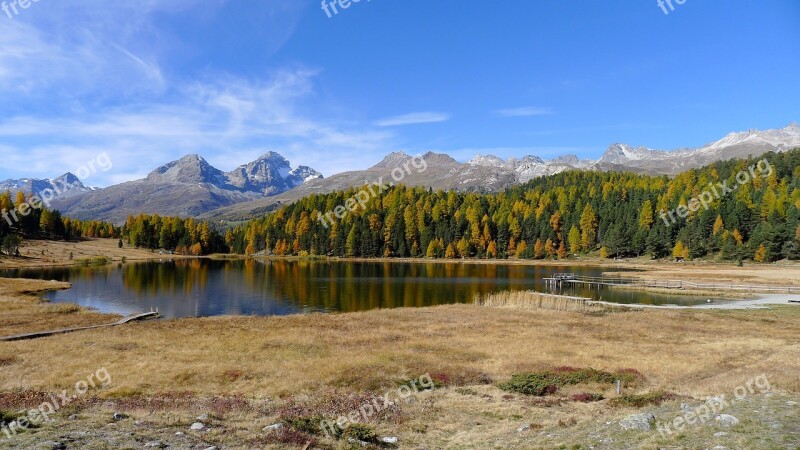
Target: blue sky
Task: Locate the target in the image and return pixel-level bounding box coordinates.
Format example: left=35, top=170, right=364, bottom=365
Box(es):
left=0, top=0, right=798, bottom=186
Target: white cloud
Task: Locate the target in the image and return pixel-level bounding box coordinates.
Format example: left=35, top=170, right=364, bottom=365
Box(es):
left=374, top=112, right=450, bottom=127
left=493, top=106, right=555, bottom=117
left=0, top=1, right=395, bottom=186
left=0, top=69, right=399, bottom=185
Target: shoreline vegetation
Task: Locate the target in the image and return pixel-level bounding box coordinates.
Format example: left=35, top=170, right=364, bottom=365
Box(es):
left=0, top=271, right=799, bottom=448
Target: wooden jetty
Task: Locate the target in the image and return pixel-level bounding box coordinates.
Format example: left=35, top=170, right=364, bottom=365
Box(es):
left=0, top=311, right=160, bottom=342
left=544, top=273, right=800, bottom=294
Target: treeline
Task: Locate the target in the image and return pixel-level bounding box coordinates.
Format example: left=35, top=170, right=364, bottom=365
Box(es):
left=122, top=215, right=226, bottom=256
left=224, top=149, right=800, bottom=262
left=0, top=191, right=118, bottom=255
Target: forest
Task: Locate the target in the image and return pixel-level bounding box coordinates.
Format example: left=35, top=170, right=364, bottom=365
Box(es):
left=0, top=191, right=118, bottom=256
left=224, top=149, right=800, bottom=262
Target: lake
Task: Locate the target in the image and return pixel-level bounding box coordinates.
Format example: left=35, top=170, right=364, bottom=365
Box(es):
left=2, top=259, right=718, bottom=318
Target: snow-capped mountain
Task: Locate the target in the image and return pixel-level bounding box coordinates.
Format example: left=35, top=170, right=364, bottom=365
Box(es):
left=49, top=152, right=323, bottom=223
left=0, top=172, right=92, bottom=199
left=468, top=154, right=593, bottom=182
left=226, top=152, right=323, bottom=196
left=470, top=123, right=800, bottom=180
left=596, top=123, right=800, bottom=175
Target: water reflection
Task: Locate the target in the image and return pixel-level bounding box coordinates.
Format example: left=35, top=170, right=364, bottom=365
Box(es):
left=2, top=260, right=715, bottom=318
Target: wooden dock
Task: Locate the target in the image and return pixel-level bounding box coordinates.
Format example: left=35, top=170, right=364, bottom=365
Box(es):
left=0, top=311, right=160, bottom=342
left=544, top=273, right=800, bottom=294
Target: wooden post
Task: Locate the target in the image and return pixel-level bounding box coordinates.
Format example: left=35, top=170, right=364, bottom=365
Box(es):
left=616, top=380, right=621, bottom=395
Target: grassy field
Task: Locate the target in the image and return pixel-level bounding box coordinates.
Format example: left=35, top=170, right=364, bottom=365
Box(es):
left=0, top=238, right=182, bottom=270
left=0, top=272, right=799, bottom=449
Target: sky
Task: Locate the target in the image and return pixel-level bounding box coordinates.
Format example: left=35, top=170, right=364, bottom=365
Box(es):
left=0, top=0, right=798, bottom=187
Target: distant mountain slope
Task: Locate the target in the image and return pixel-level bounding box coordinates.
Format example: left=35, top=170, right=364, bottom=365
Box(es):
left=7, top=123, right=798, bottom=223
left=202, top=123, right=800, bottom=220
left=199, top=151, right=519, bottom=220
left=0, top=172, right=93, bottom=200
left=49, top=153, right=322, bottom=223
left=595, top=123, right=800, bottom=174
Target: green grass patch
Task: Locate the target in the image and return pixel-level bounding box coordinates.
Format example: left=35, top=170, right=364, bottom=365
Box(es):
left=75, top=256, right=111, bottom=266
left=609, top=391, right=676, bottom=407
left=498, top=367, right=642, bottom=396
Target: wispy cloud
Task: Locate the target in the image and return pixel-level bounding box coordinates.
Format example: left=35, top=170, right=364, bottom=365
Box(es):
left=493, top=106, right=555, bottom=117
left=374, top=112, right=450, bottom=127
left=0, top=1, right=395, bottom=185
left=0, top=70, right=396, bottom=185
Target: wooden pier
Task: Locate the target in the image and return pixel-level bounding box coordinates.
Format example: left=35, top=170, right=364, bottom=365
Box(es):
left=544, top=273, right=800, bottom=294
left=0, top=311, right=160, bottom=342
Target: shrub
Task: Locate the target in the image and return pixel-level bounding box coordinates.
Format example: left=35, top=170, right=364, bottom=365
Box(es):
left=609, top=391, right=676, bottom=407
left=499, top=367, right=640, bottom=396
left=342, top=423, right=379, bottom=443
left=285, top=415, right=325, bottom=436
left=570, top=392, right=605, bottom=403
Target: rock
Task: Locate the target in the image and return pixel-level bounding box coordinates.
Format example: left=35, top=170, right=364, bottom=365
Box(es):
left=38, top=442, right=66, bottom=450
left=68, top=414, right=78, bottom=420
left=516, top=424, right=530, bottom=433
left=190, top=422, right=205, bottom=431
left=680, top=403, right=693, bottom=413
left=713, top=446, right=728, bottom=450
left=619, top=413, right=655, bottom=431
left=175, top=432, right=184, bottom=436
left=112, top=412, right=128, bottom=421
left=144, top=442, right=167, bottom=449
left=381, top=436, right=399, bottom=444
left=196, top=413, right=209, bottom=421
left=715, top=414, right=740, bottom=427
left=787, top=401, right=798, bottom=406
left=203, top=447, right=218, bottom=450
left=714, top=431, right=729, bottom=437
left=263, top=423, right=284, bottom=432
left=347, top=437, right=370, bottom=447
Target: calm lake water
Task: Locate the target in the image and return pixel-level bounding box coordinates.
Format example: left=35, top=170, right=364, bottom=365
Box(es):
left=2, top=260, right=717, bottom=318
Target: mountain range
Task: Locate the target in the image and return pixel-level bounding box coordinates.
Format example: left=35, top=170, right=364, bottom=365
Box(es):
left=2, top=123, right=798, bottom=224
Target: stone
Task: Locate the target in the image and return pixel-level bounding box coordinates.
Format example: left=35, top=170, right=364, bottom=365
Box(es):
left=714, top=431, right=729, bottom=437
left=190, top=422, right=205, bottom=431
left=112, top=412, right=128, bottom=421
left=196, top=413, right=209, bottom=421
left=786, top=401, right=798, bottom=406
left=516, top=424, right=530, bottom=433
left=263, top=423, right=284, bottom=432
left=619, top=413, right=655, bottom=431
left=715, top=414, right=740, bottom=427
left=144, top=442, right=167, bottom=449
left=381, top=436, right=399, bottom=444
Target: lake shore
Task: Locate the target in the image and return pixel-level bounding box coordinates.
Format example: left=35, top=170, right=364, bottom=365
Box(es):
left=3, top=238, right=800, bottom=285
left=1, top=269, right=799, bottom=448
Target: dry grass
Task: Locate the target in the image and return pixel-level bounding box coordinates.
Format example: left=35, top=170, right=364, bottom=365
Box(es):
left=474, top=290, right=623, bottom=313
left=0, top=238, right=184, bottom=269
left=0, top=277, right=119, bottom=337
left=1, top=271, right=800, bottom=448
left=1, top=278, right=799, bottom=401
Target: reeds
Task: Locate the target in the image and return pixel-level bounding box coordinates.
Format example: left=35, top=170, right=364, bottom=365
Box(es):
left=474, top=290, right=610, bottom=313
